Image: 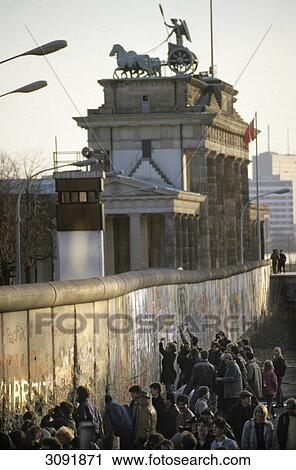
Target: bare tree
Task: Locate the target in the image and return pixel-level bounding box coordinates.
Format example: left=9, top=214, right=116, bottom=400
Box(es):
left=0, top=151, right=56, bottom=285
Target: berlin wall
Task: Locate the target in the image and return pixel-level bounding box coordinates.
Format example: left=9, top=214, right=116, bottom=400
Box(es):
left=0, top=262, right=270, bottom=422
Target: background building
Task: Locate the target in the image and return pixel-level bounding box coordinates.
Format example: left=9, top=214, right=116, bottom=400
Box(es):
left=250, top=151, right=295, bottom=262
left=72, top=74, right=259, bottom=275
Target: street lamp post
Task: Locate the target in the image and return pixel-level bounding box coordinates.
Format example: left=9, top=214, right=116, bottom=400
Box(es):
left=240, top=188, right=290, bottom=265
left=0, top=38, right=68, bottom=283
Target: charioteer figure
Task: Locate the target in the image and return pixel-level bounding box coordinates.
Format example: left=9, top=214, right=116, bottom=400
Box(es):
left=164, top=18, right=192, bottom=47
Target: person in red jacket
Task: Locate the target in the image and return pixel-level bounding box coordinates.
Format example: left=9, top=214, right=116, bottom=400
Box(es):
left=262, top=360, right=278, bottom=419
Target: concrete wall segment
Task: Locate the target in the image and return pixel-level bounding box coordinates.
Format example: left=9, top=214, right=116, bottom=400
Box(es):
left=0, top=264, right=271, bottom=419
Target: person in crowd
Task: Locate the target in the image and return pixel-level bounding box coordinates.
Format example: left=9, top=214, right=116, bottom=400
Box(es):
left=227, top=390, right=256, bottom=448
left=180, top=324, right=201, bottom=362
left=208, top=341, right=222, bottom=370
left=160, top=393, right=179, bottom=439
left=55, top=426, right=75, bottom=450
left=159, top=338, right=177, bottom=392
left=74, top=386, right=103, bottom=437
left=245, top=351, right=262, bottom=401
left=176, top=340, right=195, bottom=388
left=23, top=409, right=38, bottom=425
left=104, top=393, right=134, bottom=449
left=149, top=382, right=166, bottom=433
left=241, top=403, right=278, bottom=450
left=270, top=249, right=279, bottom=274
left=159, top=439, right=174, bottom=450
left=229, top=345, right=248, bottom=390
left=215, top=331, right=231, bottom=352
left=144, top=432, right=165, bottom=450
left=181, top=431, right=197, bottom=449
left=134, top=390, right=157, bottom=449
left=278, top=250, right=287, bottom=273
left=191, top=350, right=216, bottom=392
left=128, top=385, right=142, bottom=424
left=262, top=360, right=278, bottom=419
left=191, top=386, right=209, bottom=417
left=40, top=437, right=63, bottom=450
left=41, top=401, right=76, bottom=431
left=22, top=425, right=43, bottom=450
left=194, top=416, right=214, bottom=449
left=215, top=354, right=226, bottom=413
left=8, top=430, right=26, bottom=450
left=176, top=395, right=195, bottom=431
left=215, top=353, right=242, bottom=416
left=0, top=432, right=13, bottom=450
left=277, top=398, right=296, bottom=449
left=210, top=417, right=238, bottom=450
left=273, top=347, right=287, bottom=407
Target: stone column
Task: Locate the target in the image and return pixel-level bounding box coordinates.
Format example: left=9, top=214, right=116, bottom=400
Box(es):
left=129, top=214, right=149, bottom=270
left=182, top=215, right=189, bottom=270
left=193, top=215, right=200, bottom=270
left=164, top=213, right=177, bottom=268
left=233, top=159, right=243, bottom=265
left=207, top=152, right=219, bottom=268
left=224, top=156, right=236, bottom=266
left=105, top=216, right=115, bottom=275
left=216, top=154, right=226, bottom=267
left=188, top=216, right=195, bottom=270
left=241, top=160, right=252, bottom=261
left=189, top=149, right=208, bottom=194
left=175, top=214, right=183, bottom=268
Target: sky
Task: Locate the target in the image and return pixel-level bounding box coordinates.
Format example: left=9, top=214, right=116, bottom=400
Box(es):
left=0, top=0, right=295, bottom=170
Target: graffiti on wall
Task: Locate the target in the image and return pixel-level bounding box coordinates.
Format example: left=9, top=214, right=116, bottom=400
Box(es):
left=0, top=378, right=53, bottom=411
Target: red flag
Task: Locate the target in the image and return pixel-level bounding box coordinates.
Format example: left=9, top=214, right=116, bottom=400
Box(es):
left=244, top=119, right=255, bottom=148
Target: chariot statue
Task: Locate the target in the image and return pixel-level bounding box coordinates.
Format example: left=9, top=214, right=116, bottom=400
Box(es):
left=110, top=8, right=198, bottom=78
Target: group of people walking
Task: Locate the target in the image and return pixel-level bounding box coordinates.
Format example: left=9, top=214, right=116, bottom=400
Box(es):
left=270, top=249, right=287, bottom=274
left=0, top=328, right=294, bottom=451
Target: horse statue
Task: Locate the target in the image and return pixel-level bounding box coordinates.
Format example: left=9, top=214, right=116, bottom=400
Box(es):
left=110, top=44, right=162, bottom=78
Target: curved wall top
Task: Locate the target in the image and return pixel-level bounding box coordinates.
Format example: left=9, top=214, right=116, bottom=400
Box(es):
left=0, top=261, right=269, bottom=313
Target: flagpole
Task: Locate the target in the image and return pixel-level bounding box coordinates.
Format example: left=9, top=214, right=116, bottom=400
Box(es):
left=210, top=0, right=214, bottom=77
left=255, top=112, right=261, bottom=260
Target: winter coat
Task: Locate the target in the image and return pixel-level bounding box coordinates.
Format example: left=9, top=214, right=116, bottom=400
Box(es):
left=276, top=411, right=290, bottom=449
left=246, top=359, right=262, bottom=399
left=208, top=349, right=222, bottom=369
left=241, top=418, right=278, bottom=449
left=159, top=342, right=176, bottom=386
left=105, top=400, right=134, bottom=439
left=176, top=407, right=195, bottom=430
left=227, top=402, right=256, bottom=446
left=74, top=399, right=103, bottom=435
left=160, top=405, right=179, bottom=439
left=221, top=361, right=243, bottom=399
left=262, top=369, right=278, bottom=397
left=177, top=349, right=195, bottom=385
left=191, top=360, right=216, bottom=389
left=134, top=404, right=157, bottom=444
left=152, top=395, right=166, bottom=432
left=273, top=356, right=287, bottom=378
left=235, top=354, right=248, bottom=390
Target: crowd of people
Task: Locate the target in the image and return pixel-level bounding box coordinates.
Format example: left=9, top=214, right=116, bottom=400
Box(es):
left=270, top=249, right=287, bottom=274
left=0, top=327, right=295, bottom=451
